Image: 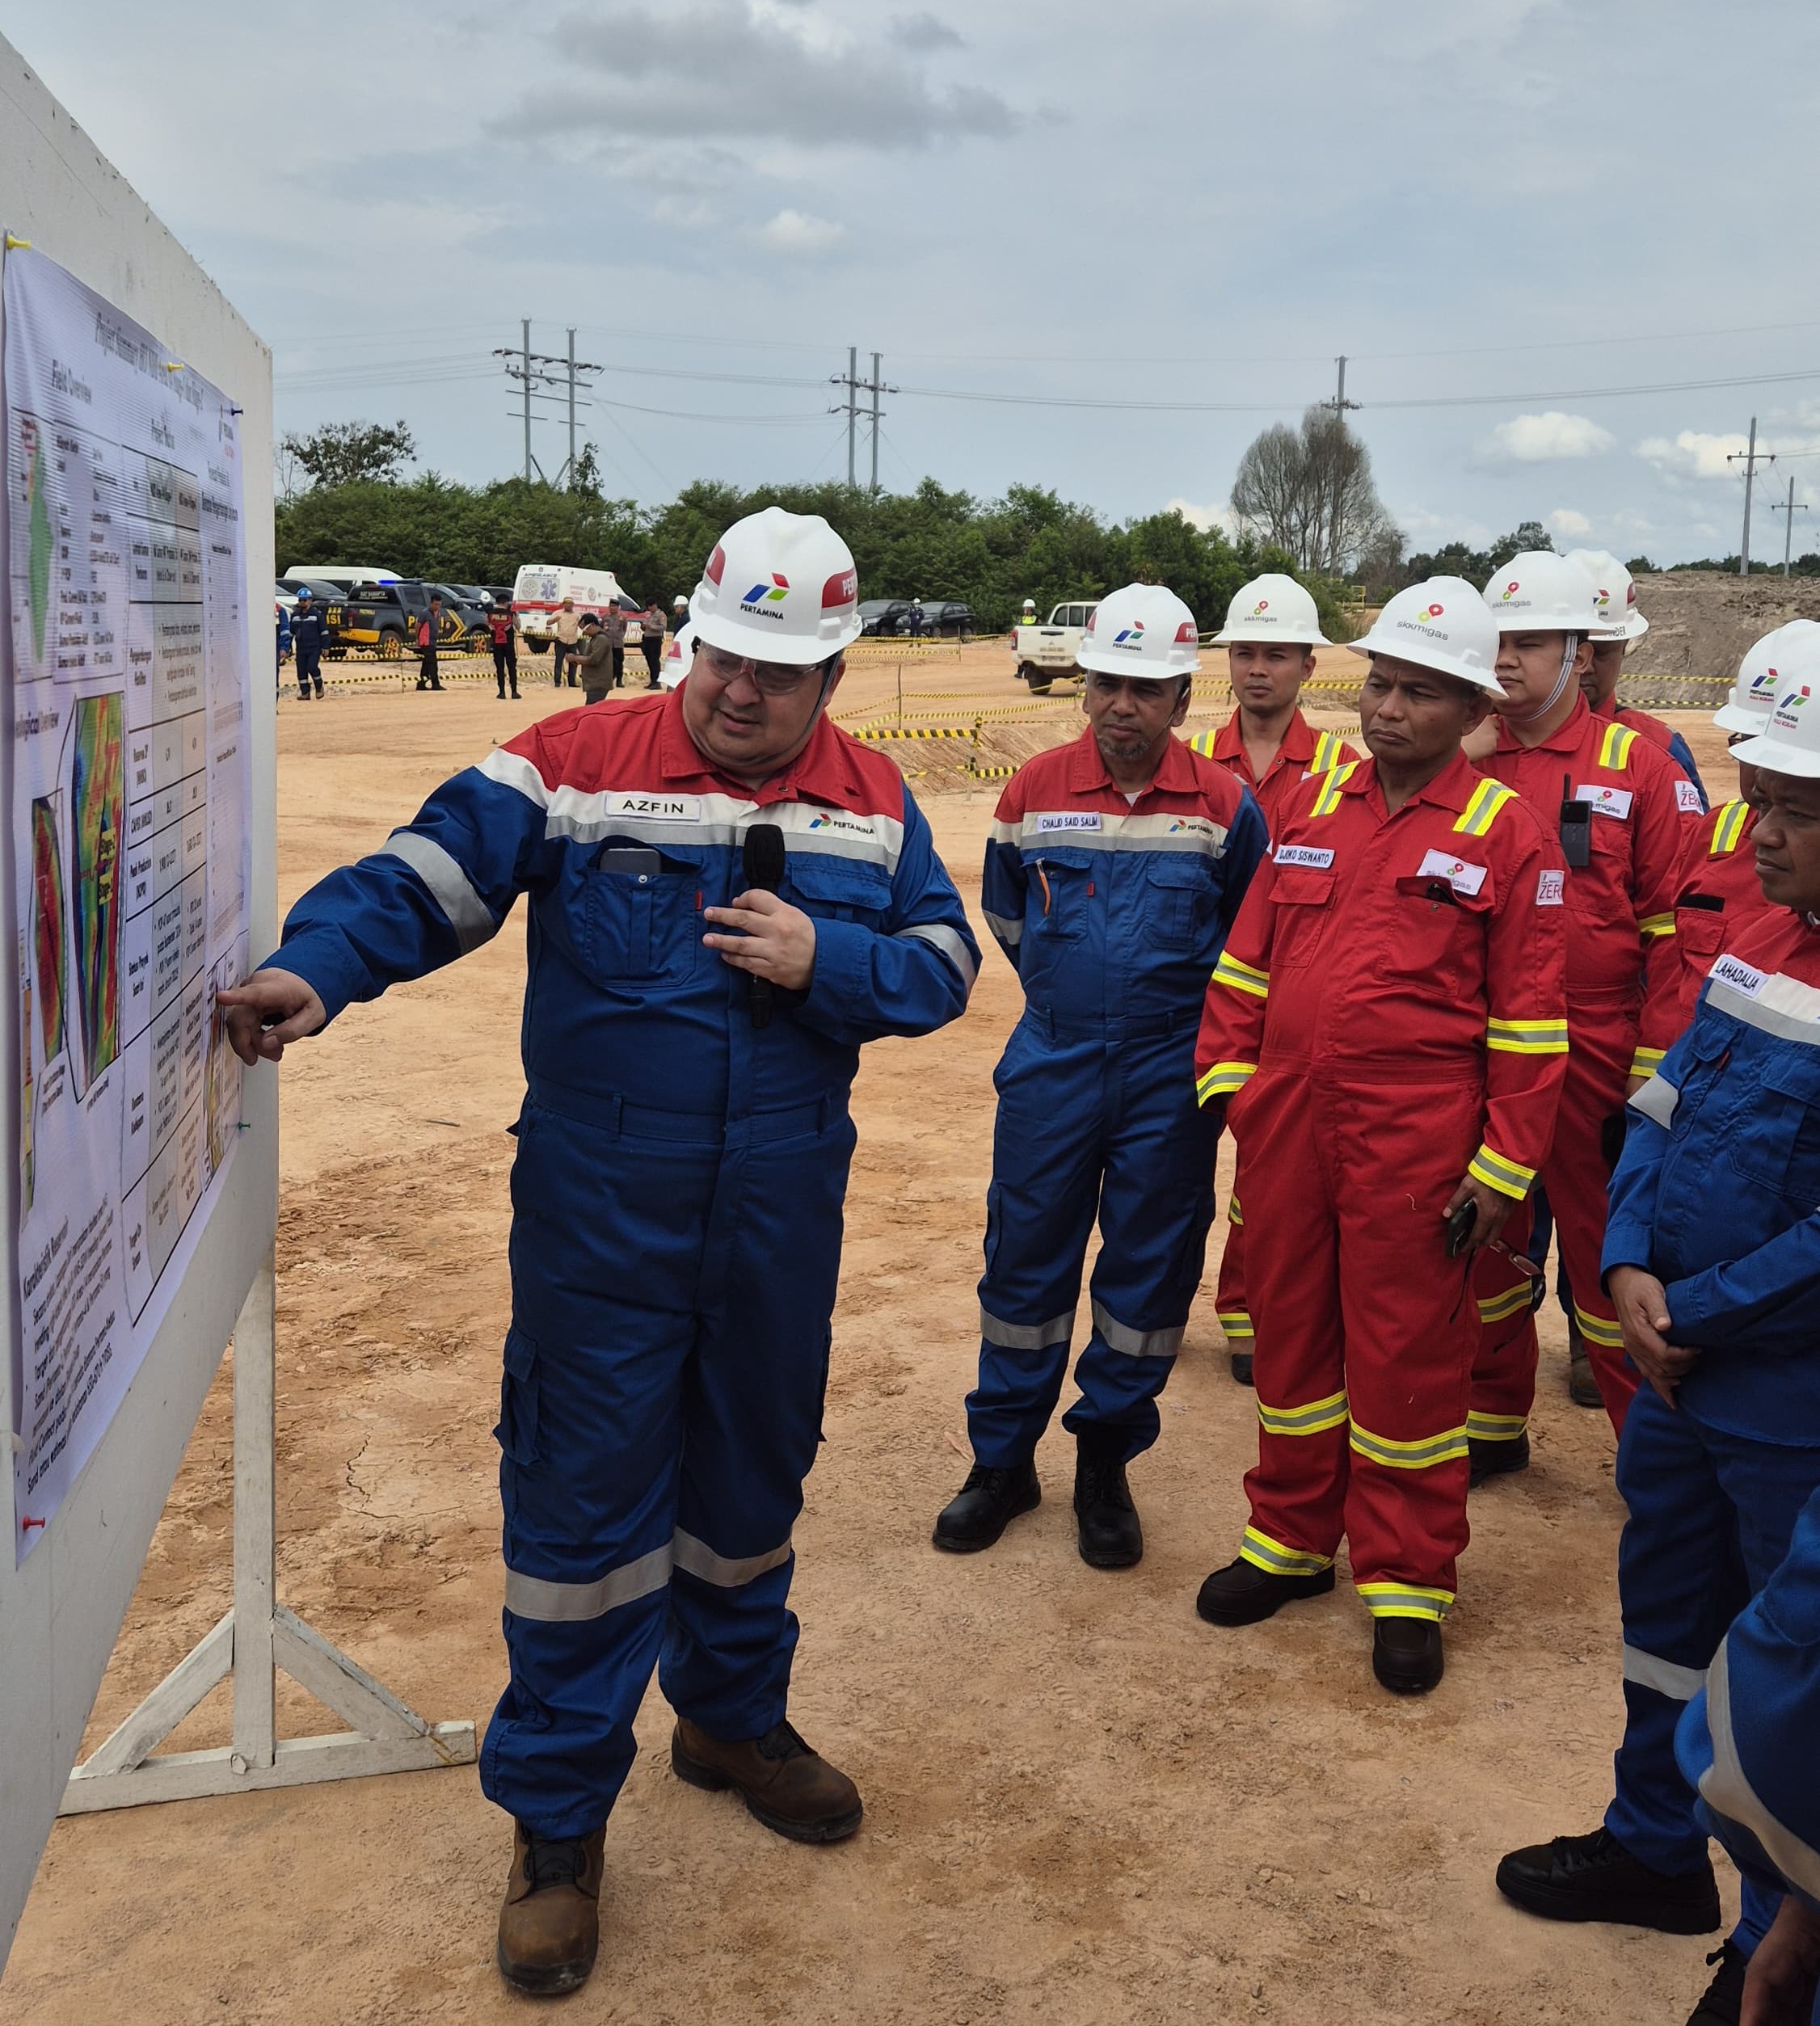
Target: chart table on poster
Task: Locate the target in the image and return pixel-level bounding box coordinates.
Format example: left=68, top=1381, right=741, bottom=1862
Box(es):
left=6, top=246, right=251, bottom=1554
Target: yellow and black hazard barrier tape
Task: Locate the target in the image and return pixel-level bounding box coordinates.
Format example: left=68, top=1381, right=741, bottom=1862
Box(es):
left=964, top=762, right=1018, bottom=780
left=852, top=723, right=980, bottom=741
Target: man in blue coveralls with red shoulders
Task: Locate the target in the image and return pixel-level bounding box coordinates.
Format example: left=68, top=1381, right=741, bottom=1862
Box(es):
left=220, top=508, right=979, bottom=1998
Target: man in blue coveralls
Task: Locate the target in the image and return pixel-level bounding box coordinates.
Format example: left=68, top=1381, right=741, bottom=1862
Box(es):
left=931, top=582, right=1268, bottom=1568
left=1494, top=648, right=1820, bottom=2026
left=220, top=508, right=979, bottom=1998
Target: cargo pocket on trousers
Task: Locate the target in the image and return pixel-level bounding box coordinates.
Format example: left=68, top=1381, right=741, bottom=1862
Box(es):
left=495, top=1326, right=543, bottom=1467
left=981, top=1178, right=1005, bottom=1278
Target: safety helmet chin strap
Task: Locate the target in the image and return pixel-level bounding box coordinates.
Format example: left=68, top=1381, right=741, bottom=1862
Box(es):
left=1515, top=633, right=1582, bottom=722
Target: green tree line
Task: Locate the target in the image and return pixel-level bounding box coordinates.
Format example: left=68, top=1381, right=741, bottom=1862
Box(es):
left=274, top=474, right=1359, bottom=638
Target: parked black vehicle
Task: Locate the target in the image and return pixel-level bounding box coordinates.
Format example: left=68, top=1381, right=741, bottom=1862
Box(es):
left=916, top=600, right=975, bottom=639
left=857, top=598, right=914, bottom=637
left=335, top=580, right=490, bottom=657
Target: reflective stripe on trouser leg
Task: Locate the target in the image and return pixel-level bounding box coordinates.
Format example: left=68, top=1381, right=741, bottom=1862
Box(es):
left=1231, top=1070, right=1350, bottom=1569
left=660, top=1113, right=856, bottom=1741
left=1468, top=1194, right=1536, bottom=1441
left=1063, top=1037, right=1218, bottom=1464
left=966, top=1023, right=1107, bottom=1467
left=1606, top=1385, right=1750, bottom=1878
left=1215, top=1199, right=1252, bottom=1342
left=1326, top=1076, right=1479, bottom=1608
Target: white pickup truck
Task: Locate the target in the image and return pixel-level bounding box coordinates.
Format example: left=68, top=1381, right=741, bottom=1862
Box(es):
left=1013, top=600, right=1098, bottom=692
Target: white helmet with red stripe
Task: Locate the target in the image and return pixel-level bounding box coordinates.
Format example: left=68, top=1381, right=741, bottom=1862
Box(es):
left=1076, top=582, right=1202, bottom=680
left=1565, top=549, right=1650, bottom=642
left=689, top=507, right=863, bottom=665
left=660, top=622, right=696, bottom=689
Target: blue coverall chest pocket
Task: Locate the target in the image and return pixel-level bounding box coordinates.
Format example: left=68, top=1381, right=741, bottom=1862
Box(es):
left=1144, top=853, right=1215, bottom=946
left=583, top=842, right=705, bottom=984
left=1270, top=863, right=1337, bottom=970
left=1729, top=1050, right=1820, bottom=1199
left=1021, top=847, right=1093, bottom=941
left=785, top=853, right=892, bottom=924
left=1388, top=874, right=1493, bottom=985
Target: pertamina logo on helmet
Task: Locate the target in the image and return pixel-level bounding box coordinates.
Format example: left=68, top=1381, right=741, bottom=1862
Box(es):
left=1112, top=618, right=1147, bottom=648
left=740, top=573, right=790, bottom=619
left=1774, top=684, right=1813, bottom=730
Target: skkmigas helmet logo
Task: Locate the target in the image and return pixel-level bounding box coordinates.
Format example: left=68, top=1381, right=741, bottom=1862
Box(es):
left=1500, top=579, right=1523, bottom=602
left=1111, top=617, right=1146, bottom=649
left=1410, top=600, right=1445, bottom=626
left=740, top=572, right=790, bottom=620
left=1250, top=597, right=1270, bottom=617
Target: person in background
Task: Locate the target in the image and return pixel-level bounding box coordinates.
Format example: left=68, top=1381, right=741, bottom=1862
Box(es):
left=604, top=599, right=628, bottom=692
left=577, top=614, right=615, bottom=706
left=931, top=584, right=1268, bottom=1569
left=641, top=603, right=667, bottom=691
left=291, top=586, right=330, bottom=701
left=276, top=598, right=293, bottom=695
left=1188, top=572, right=1359, bottom=1387
left=1568, top=550, right=1708, bottom=811
left=553, top=598, right=582, bottom=688
left=416, top=594, right=444, bottom=692
left=490, top=603, right=520, bottom=701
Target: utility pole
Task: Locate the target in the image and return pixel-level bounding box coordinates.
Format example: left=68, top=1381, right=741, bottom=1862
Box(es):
left=494, top=323, right=603, bottom=485
left=870, top=351, right=883, bottom=494
left=830, top=347, right=860, bottom=487
left=1771, top=474, right=1809, bottom=576
left=1321, top=356, right=1361, bottom=419
left=1728, top=416, right=1775, bottom=575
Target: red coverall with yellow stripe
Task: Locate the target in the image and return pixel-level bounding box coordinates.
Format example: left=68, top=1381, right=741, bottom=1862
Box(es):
left=1194, top=751, right=1567, bottom=1621
left=1186, top=709, right=1359, bottom=1356
left=1653, top=798, right=1768, bottom=1034
left=1468, top=701, right=1686, bottom=1441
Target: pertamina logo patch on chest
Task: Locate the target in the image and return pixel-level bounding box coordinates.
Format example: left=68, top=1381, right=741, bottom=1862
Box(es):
left=1415, top=848, right=1488, bottom=895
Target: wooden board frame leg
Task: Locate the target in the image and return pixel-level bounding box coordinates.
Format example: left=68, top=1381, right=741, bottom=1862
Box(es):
left=57, top=1252, right=477, bottom=1815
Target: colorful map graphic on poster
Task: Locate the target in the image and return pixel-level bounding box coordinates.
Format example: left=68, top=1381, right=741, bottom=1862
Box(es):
left=5, top=246, right=252, bottom=1557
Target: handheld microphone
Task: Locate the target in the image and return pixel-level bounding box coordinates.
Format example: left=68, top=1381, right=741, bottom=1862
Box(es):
left=741, top=822, right=788, bottom=1028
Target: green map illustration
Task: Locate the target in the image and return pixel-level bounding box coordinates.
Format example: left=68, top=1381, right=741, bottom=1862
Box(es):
left=27, top=430, right=52, bottom=663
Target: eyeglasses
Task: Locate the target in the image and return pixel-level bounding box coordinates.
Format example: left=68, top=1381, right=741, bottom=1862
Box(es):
left=694, top=642, right=832, bottom=698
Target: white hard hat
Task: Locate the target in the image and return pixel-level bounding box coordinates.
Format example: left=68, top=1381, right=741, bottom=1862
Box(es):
left=1076, top=583, right=1201, bottom=681
left=1718, top=619, right=1820, bottom=735
left=1213, top=572, right=1331, bottom=647
left=1734, top=635, right=1820, bottom=779
left=660, top=622, right=697, bottom=690
left=690, top=506, right=862, bottom=666
left=1483, top=551, right=1602, bottom=634
left=1565, top=549, right=1649, bottom=642
left=1022, top=598, right=1036, bottom=610
left=672, top=594, right=688, bottom=609
left=1346, top=577, right=1503, bottom=693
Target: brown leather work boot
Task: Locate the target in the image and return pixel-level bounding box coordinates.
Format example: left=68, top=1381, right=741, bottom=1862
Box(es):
left=671, top=1717, right=862, bottom=1843
left=496, top=1822, right=605, bottom=1995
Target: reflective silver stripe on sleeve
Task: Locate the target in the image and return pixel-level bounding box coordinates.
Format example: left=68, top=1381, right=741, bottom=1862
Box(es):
left=1090, top=1300, right=1184, bottom=1359
left=895, top=920, right=978, bottom=990
left=503, top=1541, right=674, bottom=1622
left=1628, top=1072, right=1680, bottom=1131
left=1700, top=1633, right=1820, bottom=1903
left=379, top=831, right=499, bottom=953
left=1622, top=1642, right=1707, bottom=1701
left=980, top=1306, right=1075, bottom=1350
left=672, top=1527, right=793, bottom=1587
left=984, top=909, right=1024, bottom=947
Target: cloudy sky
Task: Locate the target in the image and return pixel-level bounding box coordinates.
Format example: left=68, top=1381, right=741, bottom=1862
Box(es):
left=17, top=0, right=1820, bottom=564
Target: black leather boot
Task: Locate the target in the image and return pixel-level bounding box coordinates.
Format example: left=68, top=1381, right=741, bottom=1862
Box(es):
left=931, top=1459, right=1038, bottom=1552
left=1495, top=1826, right=1721, bottom=1933
left=1073, top=1436, right=1143, bottom=1569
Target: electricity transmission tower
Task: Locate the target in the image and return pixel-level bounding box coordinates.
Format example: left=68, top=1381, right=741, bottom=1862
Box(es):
left=1727, top=418, right=1776, bottom=576
left=830, top=348, right=898, bottom=491
left=1320, top=356, right=1361, bottom=419
left=494, top=322, right=603, bottom=484
left=1769, top=474, right=1809, bottom=577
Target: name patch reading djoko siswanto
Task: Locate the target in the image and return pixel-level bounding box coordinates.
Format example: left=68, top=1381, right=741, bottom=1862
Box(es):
left=1274, top=845, right=1335, bottom=869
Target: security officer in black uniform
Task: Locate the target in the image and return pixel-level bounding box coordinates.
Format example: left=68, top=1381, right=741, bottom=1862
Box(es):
left=292, top=587, right=330, bottom=701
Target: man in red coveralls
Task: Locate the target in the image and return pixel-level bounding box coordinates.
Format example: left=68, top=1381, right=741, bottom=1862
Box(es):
left=1193, top=579, right=1568, bottom=1695
left=1568, top=548, right=1708, bottom=812
left=1647, top=624, right=1818, bottom=1039
left=1187, top=572, right=1359, bottom=1388
left=1465, top=553, right=1686, bottom=1476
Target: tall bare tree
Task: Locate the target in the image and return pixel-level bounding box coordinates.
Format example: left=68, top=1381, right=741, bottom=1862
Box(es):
left=1231, top=406, right=1396, bottom=575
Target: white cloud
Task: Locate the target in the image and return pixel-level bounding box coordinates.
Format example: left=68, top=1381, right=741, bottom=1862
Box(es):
left=1483, top=411, right=1616, bottom=463
left=756, top=208, right=849, bottom=255
left=1635, top=429, right=1750, bottom=480
left=1166, top=497, right=1241, bottom=537
left=1546, top=508, right=1593, bottom=539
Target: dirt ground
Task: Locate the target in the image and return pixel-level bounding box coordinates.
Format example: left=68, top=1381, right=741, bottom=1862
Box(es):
left=1, top=645, right=1747, bottom=2024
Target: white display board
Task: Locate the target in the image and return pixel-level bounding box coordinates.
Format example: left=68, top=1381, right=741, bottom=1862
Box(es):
left=0, top=36, right=279, bottom=1965
left=8, top=246, right=254, bottom=1548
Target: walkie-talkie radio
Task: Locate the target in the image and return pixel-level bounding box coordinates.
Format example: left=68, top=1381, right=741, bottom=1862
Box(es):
left=1559, top=770, right=1593, bottom=870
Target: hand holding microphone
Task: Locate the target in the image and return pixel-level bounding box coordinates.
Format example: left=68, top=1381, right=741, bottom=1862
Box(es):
left=701, top=823, right=816, bottom=1021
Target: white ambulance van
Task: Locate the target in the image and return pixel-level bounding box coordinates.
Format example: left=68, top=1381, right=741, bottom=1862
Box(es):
left=512, top=564, right=630, bottom=651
